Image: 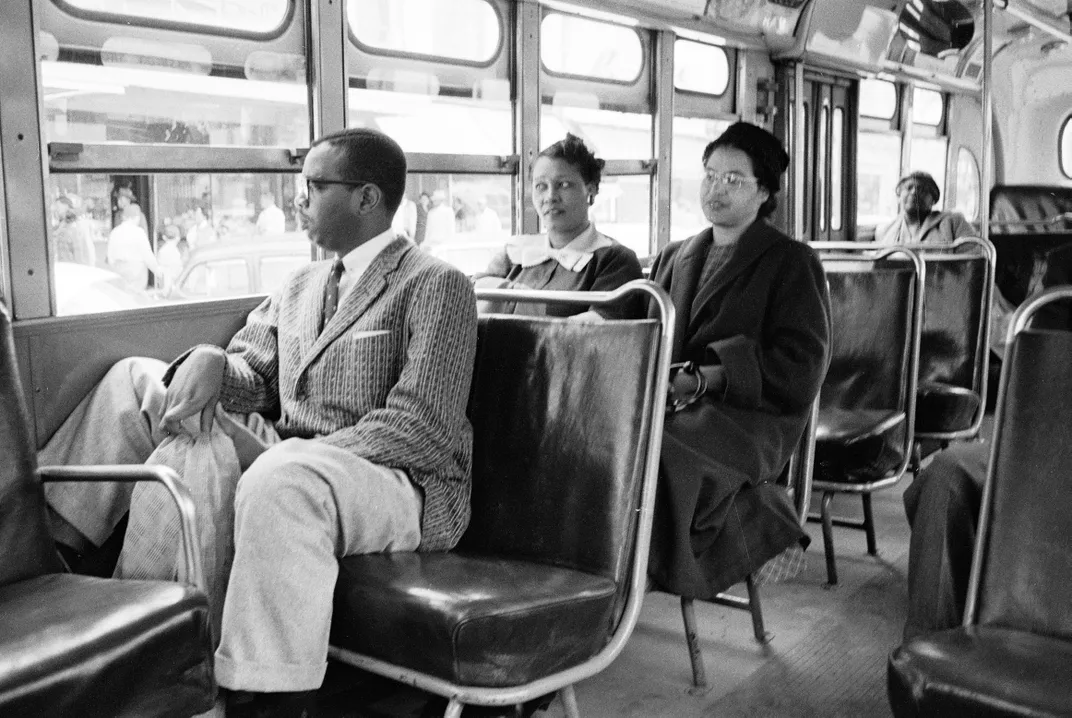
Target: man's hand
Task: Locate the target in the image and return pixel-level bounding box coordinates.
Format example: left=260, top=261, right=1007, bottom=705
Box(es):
left=162, top=347, right=227, bottom=436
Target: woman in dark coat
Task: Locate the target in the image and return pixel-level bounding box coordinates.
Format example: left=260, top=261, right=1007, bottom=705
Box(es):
left=475, top=133, right=643, bottom=319
left=647, top=122, right=831, bottom=599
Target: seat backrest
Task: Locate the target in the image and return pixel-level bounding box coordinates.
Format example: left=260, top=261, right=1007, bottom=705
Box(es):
left=0, top=303, right=63, bottom=586
left=969, top=289, right=1072, bottom=638
left=989, top=185, right=1072, bottom=234
left=819, top=260, right=920, bottom=414
left=458, top=315, right=659, bottom=587
left=916, top=243, right=990, bottom=392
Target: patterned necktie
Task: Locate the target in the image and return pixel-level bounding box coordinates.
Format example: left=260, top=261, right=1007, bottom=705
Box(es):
left=321, top=257, right=345, bottom=334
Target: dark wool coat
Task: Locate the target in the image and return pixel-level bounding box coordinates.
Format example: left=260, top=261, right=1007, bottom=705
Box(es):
left=647, top=220, right=831, bottom=599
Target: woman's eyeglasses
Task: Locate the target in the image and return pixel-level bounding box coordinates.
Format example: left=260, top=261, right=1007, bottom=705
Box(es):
left=703, top=171, right=759, bottom=191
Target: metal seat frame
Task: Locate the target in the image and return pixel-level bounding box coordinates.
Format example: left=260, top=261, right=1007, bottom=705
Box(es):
left=327, top=280, right=674, bottom=718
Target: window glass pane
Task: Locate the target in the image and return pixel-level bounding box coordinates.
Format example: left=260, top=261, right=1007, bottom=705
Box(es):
left=859, top=78, right=897, bottom=120
left=671, top=117, right=732, bottom=242
left=347, top=0, right=500, bottom=64
left=40, top=58, right=309, bottom=147
left=673, top=40, right=729, bottom=96
left=912, top=87, right=944, bottom=126
left=60, top=0, right=289, bottom=34
left=1062, top=115, right=1072, bottom=179
left=832, top=107, right=843, bottom=231
left=541, top=13, right=642, bottom=83
left=909, top=137, right=948, bottom=208
left=954, top=147, right=980, bottom=221
left=408, top=175, right=512, bottom=275
left=350, top=90, right=511, bottom=155
left=179, top=259, right=249, bottom=298
left=541, top=106, right=651, bottom=160
left=592, top=176, right=651, bottom=258
left=818, top=105, right=828, bottom=232
left=857, top=131, right=901, bottom=227
left=47, top=171, right=311, bottom=315
left=346, top=2, right=510, bottom=155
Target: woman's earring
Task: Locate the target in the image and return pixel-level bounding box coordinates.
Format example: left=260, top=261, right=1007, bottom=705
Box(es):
left=587, top=194, right=594, bottom=206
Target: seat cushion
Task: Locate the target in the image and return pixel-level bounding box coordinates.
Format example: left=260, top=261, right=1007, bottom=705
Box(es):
left=914, top=381, right=981, bottom=434
left=0, top=573, right=215, bottom=717
left=814, top=408, right=907, bottom=484
left=888, top=626, right=1072, bottom=717
left=332, top=552, right=618, bottom=687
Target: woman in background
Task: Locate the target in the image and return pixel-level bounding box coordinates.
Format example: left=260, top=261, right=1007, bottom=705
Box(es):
left=475, top=133, right=643, bottom=318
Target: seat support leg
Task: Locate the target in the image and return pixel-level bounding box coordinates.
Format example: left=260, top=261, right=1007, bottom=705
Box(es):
left=560, top=685, right=580, bottom=718
left=821, top=491, right=838, bottom=585
left=862, top=492, right=877, bottom=556
left=443, top=698, right=464, bottom=718
left=680, top=597, right=710, bottom=695
left=744, top=574, right=770, bottom=644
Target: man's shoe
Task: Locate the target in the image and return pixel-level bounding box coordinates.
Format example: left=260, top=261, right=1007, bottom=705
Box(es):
left=225, top=689, right=317, bottom=718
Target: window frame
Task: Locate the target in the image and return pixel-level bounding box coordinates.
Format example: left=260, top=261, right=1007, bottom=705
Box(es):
left=672, top=38, right=730, bottom=98
left=346, top=0, right=504, bottom=69
left=539, top=10, right=645, bottom=87
left=1061, top=114, right=1072, bottom=180
left=51, top=0, right=295, bottom=42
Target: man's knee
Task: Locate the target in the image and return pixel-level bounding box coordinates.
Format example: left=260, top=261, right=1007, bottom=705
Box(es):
left=235, top=443, right=331, bottom=520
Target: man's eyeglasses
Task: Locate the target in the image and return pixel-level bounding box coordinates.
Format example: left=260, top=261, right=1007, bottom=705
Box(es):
left=295, top=176, right=369, bottom=204
left=703, top=171, right=759, bottom=191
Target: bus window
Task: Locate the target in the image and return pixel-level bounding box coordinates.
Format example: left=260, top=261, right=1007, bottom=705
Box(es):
left=404, top=175, right=512, bottom=275
left=954, top=147, right=980, bottom=221
left=832, top=107, right=844, bottom=231
left=857, top=132, right=901, bottom=228
left=57, top=0, right=290, bottom=35
left=541, top=13, right=642, bottom=83
left=41, top=5, right=308, bottom=148
left=859, top=78, right=897, bottom=120
left=673, top=40, right=729, bottom=96
left=46, top=171, right=309, bottom=315
left=348, top=0, right=499, bottom=63
left=912, top=87, right=944, bottom=126
left=909, top=137, right=948, bottom=208
left=1061, top=115, right=1072, bottom=179
left=671, top=117, right=732, bottom=243
left=345, top=0, right=510, bottom=155
left=591, top=176, right=651, bottom=260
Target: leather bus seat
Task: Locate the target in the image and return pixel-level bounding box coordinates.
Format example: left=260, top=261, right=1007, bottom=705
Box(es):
left=0, top=302, right=215, bottom=717
left=809, top=250, right=923, bottom=585
left=889, top=287, right=1072, bottom=717
left=913, top=240, right=993, bottom=440
left=329, top=281, right=672, bottom=717
left=989, top=185, right=1072, bottom=307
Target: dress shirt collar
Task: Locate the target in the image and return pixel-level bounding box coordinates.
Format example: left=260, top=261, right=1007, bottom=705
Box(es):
left=504, top=223, right=612, bottom=272
left=335, top=228, right=397, bottom=301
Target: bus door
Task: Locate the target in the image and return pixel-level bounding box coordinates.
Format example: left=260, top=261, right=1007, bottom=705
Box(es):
left=802, top=74, right=854, bottom=243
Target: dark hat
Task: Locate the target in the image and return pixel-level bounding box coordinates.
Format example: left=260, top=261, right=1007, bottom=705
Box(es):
left=897, top=171, right=941, bottom=203
left=713, top=122, right=790, bottom=179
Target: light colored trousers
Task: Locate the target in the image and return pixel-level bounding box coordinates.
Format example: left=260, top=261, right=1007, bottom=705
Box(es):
left=40, top=357, right=423, bottom=692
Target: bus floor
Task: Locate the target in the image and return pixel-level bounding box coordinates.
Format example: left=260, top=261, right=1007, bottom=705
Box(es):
left=319, top=471, right=921, bottom=718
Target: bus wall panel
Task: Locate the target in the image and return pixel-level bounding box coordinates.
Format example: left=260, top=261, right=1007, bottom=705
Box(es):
left=13, top=298, right=262, bottom=449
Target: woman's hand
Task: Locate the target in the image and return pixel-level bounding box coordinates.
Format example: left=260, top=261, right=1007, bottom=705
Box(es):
left=161, top=347, right=227, bottom=436
left=669, top=364, right=727, bottom=407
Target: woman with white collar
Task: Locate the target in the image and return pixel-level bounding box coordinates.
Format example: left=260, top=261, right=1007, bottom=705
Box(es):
left=474, top=134, right=643, bottom=318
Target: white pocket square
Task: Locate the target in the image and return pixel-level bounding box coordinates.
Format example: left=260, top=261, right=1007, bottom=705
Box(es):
left=351, top=330, right=390, bottom=340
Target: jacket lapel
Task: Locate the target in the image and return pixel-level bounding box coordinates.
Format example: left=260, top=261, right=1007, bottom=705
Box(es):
left=298, top=237, right=410, bottom=375
left=687, top=220, right=781, bottom=335
left=665, top=230, right=710, bottom=359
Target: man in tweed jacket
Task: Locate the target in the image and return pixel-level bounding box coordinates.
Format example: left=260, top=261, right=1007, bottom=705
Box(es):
left=42, top=128, right=477, bottom=715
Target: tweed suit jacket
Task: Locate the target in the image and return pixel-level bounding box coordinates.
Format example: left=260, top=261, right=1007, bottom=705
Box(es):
left=168, top=237, right=478, bottom=550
